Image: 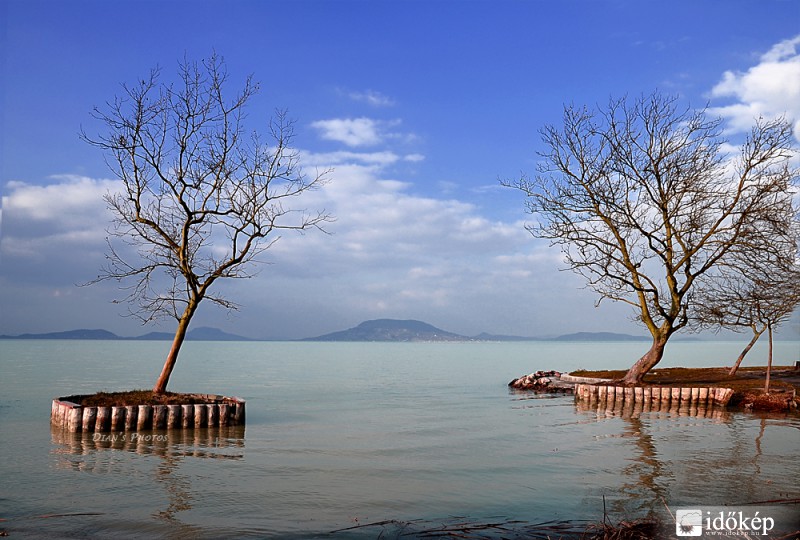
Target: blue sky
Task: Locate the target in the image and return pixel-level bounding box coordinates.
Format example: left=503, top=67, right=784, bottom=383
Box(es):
left=1, top=0, right=799, bottom=340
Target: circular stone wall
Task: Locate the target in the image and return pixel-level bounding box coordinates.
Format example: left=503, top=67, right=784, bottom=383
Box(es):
left=51, top=394, right=245, bottom=433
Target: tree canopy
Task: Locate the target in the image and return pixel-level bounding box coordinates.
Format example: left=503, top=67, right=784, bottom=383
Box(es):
left=505, top=92, right=798, bottom=383
left=84, top=54, right=332, bottom=392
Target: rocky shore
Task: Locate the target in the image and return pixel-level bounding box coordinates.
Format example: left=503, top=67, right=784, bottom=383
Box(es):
left=508, top=370, right=577, bottom=392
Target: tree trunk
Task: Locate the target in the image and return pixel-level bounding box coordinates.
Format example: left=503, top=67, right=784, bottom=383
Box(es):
left=622, top=335, right=669, bottom=385
left=153, top=305, right=196, bottom=394
left=728, top=327, right=765, bottom=376
left=764, top=322, right=773, bottom=394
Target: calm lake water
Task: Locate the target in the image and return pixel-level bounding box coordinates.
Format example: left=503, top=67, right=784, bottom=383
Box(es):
left=1, top=339, right=799, bottom=538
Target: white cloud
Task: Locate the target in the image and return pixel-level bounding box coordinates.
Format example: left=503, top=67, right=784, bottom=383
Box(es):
left=0, top=176, right=117, bottom=289
left=3, top=176, right=114, bottom=222
left=348, top=89, right=396, bottom=108
left=0, top=176, right=115, bottom=256
left=0, top=156, right=634, bottom=339
left=310, top=117, right=384, bottom=147
left=310, top=117, right=416, bottom=148
left=0, top=114, right=636, bottom=339
left=251, top=150, right=578, bottom=335
left=710, top=35, right=800, bottom=140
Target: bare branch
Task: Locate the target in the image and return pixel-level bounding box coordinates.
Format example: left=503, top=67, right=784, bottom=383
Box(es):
left=503, top=91, right=799, bottom=383
left=83, top=54, right=334, bottom=392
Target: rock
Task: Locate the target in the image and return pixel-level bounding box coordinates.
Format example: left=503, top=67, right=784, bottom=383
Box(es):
left=508, top=370, right=569, bottom=392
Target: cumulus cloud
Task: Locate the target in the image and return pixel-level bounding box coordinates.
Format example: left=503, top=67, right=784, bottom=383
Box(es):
left=310, top=117, right=416, bottom=148
left=236, top=145, right=601, bottom=337
left=3, top=176, right=113, bottom=222
left=310, top=117, right=385, bottom=147
left=275, top=158, right=526, bottom=265
left=0, top=176, right=115, bottom=259
left=0, top=158, right=583, bottom=338
left=0, top=109, right=627, bottom=339
left=0, top=176, right=119, bottom=296
left=710, top=35, right=800, bottom=140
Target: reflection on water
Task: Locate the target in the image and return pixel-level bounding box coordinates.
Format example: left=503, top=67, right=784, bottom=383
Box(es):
left=3, top=341, right=798, bottom=539
left=50, top=425, right=245, bottom=461
left=573, top=397, right=800, bottom=523
left=573, top=398, right=732, bottom=518
left=574, top=395, right=734, bottom=421
left=50, top=426, right=245, bottom=528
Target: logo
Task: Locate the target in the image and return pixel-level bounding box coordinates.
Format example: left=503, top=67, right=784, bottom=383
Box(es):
left=676, top=509, right=703, bottom=536
left=674, top=507, right=782, bottom=537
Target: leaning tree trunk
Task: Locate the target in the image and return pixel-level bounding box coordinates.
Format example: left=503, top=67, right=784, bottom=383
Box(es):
left=622, top=334, right=669, bottom=385
left=153, top=302, right=197, bottom=394
left=764, top=322, right=773, bottom=394
left=729, top=326, right=765, bottom=376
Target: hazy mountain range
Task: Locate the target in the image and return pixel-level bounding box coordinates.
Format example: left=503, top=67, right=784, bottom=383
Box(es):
left=302, top=320, right=652, bottom=342
left=0, top=326, right=252, bottom=342
left=0, top=319, right=653, bottom=342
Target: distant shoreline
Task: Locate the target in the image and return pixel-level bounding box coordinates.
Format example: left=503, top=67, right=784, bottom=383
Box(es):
left=2, top=329, right=797, bottom=343
left=2, top=318, right=798, bottom=343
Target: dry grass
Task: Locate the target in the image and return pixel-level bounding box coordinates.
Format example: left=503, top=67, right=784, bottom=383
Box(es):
left=583, top=518, right=659, bottom=539
left=63, top=390, right=209, bottom=407
left=570, top=366, right=797, bottom=391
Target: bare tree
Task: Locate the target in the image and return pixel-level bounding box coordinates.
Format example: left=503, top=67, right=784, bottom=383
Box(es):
left=83, top=54, right=332, bottom=393
left=504, top=92, right=798, bottom=384
left=695, top=225, right=800, bottom=380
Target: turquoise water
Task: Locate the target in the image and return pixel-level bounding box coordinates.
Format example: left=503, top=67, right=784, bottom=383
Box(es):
left=1, top=340, right=798, bottom=538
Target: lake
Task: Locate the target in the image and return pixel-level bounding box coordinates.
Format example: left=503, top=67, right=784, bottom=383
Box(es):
left=1, top=339, right=799, bottom=538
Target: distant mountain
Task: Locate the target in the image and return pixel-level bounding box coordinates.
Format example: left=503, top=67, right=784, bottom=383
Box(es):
left=302, top=320, right=659, bottom=342
left=304, top=319, right=473, bottom=342
left=0, top=326, right=252, bottom=341
left=0, top=328, right=120, bottom=340
left=552, top=331, right=649, bottom=342
left=12, top=323, right=777, bottom=343
left=131, top=327, right=253, bottom=341
left=183, top=327, right=253, bottom=341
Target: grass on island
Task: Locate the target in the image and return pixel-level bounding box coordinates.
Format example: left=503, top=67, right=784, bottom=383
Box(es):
left=569, top=365, right=797, bottom=391
left=65, top=390, right=209, bottom=407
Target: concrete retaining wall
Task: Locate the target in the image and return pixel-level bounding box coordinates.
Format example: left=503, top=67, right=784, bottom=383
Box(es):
left=574, top=384, right=734, bottom=407
left=51, top=394, right=246, bottom=433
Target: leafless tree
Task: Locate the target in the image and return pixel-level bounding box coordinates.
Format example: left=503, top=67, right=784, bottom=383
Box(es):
left=695, top=218, right=800, bottom=384
left=504, top=92, right=798, bottom=384
left=83, top=54, right=332, bottom=393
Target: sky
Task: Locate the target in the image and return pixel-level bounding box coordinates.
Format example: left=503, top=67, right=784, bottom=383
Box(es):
left=1, top=0, right=799, bottom=340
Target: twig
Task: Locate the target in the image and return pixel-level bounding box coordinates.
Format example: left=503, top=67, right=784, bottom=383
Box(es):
left=330, top=519, right=410, bottom=533
left=660, top=497, right=675, bottom=523
left=38, top=512, right=106, bottom=519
